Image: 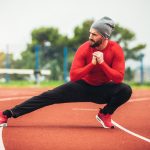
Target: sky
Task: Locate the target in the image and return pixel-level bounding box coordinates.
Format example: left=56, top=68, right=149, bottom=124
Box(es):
left=0, top=0, right=150, bottom=67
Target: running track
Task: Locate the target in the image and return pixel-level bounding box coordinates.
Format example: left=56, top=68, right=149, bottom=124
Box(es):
left=0, top=87, right=150, bottom=150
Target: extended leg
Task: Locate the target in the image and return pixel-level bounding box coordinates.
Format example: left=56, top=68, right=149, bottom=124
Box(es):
left=4, top=81, right=89, bottom=118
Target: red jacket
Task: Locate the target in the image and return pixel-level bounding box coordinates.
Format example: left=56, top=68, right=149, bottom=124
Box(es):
left=70, top=41, right=125, bottom=86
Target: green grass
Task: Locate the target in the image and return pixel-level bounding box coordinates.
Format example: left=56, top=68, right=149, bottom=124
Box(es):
left=0, top=80, right=150, bottom=89
left=0, top=80, right=65, bottom=88
left=125, top=81, right=150, bottom=89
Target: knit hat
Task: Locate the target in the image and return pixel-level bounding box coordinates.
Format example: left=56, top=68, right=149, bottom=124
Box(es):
left=90, top=16, right=115, bottom=39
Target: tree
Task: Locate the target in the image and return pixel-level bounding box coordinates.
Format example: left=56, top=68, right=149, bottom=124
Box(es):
left=14, top=27, right=70, bottom=80
left=70, top=21, right=146, bottom=62
left=69, top=20, right=93, bottom=49
left=70, top=21, right=146, bottom=81
left=124, top=67, right=134, bottom=81
left=31, top=27, right=69, bottom=80
left=13, top=20, right=146, bottom=81
left=111, top=24, right=146, bottom=61
left=0, top=52, right=5, bottom=68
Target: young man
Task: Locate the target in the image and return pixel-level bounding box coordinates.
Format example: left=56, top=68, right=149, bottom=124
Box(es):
left=0, top=17, right=132, bottom=128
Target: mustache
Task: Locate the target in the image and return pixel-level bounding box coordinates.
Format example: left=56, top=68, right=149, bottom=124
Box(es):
left=89, top=39, right=95, bottom=42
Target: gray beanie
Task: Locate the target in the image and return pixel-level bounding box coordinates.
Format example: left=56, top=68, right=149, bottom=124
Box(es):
left=90, top=16, right=115, bottom=39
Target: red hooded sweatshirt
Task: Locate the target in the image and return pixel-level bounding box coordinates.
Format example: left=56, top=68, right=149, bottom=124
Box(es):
left=70, top=41, right=125, bottom=86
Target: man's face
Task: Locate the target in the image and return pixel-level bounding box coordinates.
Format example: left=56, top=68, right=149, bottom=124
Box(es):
left=89, top=28, right=104, bottom=48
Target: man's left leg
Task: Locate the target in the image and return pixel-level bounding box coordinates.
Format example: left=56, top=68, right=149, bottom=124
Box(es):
left=100, top=82, right=132, bottom=114
left=95, top=82, right=132, bottom=128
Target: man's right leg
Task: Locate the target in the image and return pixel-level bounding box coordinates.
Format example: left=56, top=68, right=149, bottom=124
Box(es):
left=2, top=81, right=89, bottom=119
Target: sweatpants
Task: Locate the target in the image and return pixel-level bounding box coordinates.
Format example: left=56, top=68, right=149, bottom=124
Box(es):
left=7, top=80, right=132, bottom=118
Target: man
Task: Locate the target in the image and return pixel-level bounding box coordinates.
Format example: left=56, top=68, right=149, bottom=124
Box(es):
left=0, top=17, right=132, bottom=128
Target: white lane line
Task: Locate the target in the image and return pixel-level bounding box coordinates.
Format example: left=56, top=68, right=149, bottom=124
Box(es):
left=0, top=127, right=5, bottom=150
left=112, top=120, right=150, bottom=143
left=0, top=96, right=31, bottom=101
left=72, top=108, right=150, bottom=143
left=0, top=96, right=31, bottom=150
left=130, top=97, right=150, bottom=102
left=0, top=96, right=150, bottom=148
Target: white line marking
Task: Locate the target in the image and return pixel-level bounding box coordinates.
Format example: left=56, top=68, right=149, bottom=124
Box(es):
left=0, top=96, right=32, bottom=149
left=0, top=127, right=5, bottom=150
left=0, top=95, right=149, bottom=147
left=0, top=96, right=31, bottom=101
left=72, top=108, right=150, bottom=143
left=130, top=97, right=150, bottom=102
left=112, top=120, right=150, bottom=143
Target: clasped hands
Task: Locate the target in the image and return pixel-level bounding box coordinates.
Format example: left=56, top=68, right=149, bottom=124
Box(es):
left=92, top=51, right=104, bottom=65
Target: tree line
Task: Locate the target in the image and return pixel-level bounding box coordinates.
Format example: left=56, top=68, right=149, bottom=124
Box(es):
left=0, top=19, right=146, bottom=81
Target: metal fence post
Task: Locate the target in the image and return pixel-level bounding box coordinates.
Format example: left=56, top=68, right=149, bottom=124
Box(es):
left=63, top=47, right=68, bottom=82
left=34, top=45, right=40, bottom=84
left=140, top=53, right=144, bottom=84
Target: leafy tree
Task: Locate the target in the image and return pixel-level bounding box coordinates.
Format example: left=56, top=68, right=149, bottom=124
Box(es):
left=111, top=24, right=146, bottom=61
left=0, top=52, right=15, bottom=69
left=124, top=67, right=134, bottom=81
left=0, top=52, right=5, bottom=68
left=31, top=27, right=68, bottom=46
left=70, top=21, right=146, bottom=81
left=69, top=20, right=93, bottom=49
left=15, top=27, right=70, bottom=80
left=13, top=20, right=146, bottom=81
left=31, top=27, right=69, bottom=80
left=70, top=21, right=146, bottom=61
left=13, top=47, right=35, bottom=69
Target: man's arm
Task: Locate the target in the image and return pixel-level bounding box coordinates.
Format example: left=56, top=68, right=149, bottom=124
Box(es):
left=99, top=60, right=125, bottom=83
left=93, top=48, right=125, bottom=83
left=70, top=48, right=96, bottom=81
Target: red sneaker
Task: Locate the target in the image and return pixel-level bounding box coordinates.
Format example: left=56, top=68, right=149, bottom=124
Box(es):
left=0, top=111, right=8, bottom=127
left=96, top=112, right=114, bottom=128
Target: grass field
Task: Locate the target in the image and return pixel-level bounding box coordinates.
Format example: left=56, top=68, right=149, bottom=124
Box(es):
left=0, top=80, right=150, bottom=89
left=0, top=80, right=64, bottom=88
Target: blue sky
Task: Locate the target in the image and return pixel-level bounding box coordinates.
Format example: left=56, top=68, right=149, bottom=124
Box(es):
left=0, top=0, right=149, bottom=67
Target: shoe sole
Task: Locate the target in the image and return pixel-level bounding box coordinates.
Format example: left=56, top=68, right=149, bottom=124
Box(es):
left=0, top=123, right=7, bottom=127
left=96, top=115, right=114, bottom=129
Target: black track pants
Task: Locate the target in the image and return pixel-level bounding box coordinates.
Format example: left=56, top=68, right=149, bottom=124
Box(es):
left=10, top=80, right=132, bottom=118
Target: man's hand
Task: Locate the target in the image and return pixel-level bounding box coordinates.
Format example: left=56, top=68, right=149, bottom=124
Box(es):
left=92, top=55, right=97, bottom=65
left=93, top=51, right=104, bottom=64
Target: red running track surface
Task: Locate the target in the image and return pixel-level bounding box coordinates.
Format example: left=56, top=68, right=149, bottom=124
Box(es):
left=0, top=87, right=150, bottom=150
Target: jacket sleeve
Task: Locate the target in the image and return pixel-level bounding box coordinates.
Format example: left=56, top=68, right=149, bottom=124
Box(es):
left=70, top=47, right=94, bottom=81
left=99, top=46, right=125, bottom=83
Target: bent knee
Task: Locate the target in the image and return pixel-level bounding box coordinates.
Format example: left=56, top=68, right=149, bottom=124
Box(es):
left=120, top=83, right=132, bottom=100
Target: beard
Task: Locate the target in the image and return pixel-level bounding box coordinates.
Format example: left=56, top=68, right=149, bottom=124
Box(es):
left=89, top=39, right=103, bottom=48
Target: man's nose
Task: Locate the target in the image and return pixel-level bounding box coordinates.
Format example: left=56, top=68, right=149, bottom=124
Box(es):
left=89, top=34, right=93, bottom=40
left=89, top=34, right=92, bottom=39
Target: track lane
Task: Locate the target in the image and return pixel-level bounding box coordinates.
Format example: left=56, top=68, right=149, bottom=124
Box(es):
left=0, top=88, right=150, bottom=150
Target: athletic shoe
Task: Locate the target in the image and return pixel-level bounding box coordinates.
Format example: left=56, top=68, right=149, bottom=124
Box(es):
left=96, top=112, right=114, bottom=128
left=0, top=111, right=8, bottom=127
